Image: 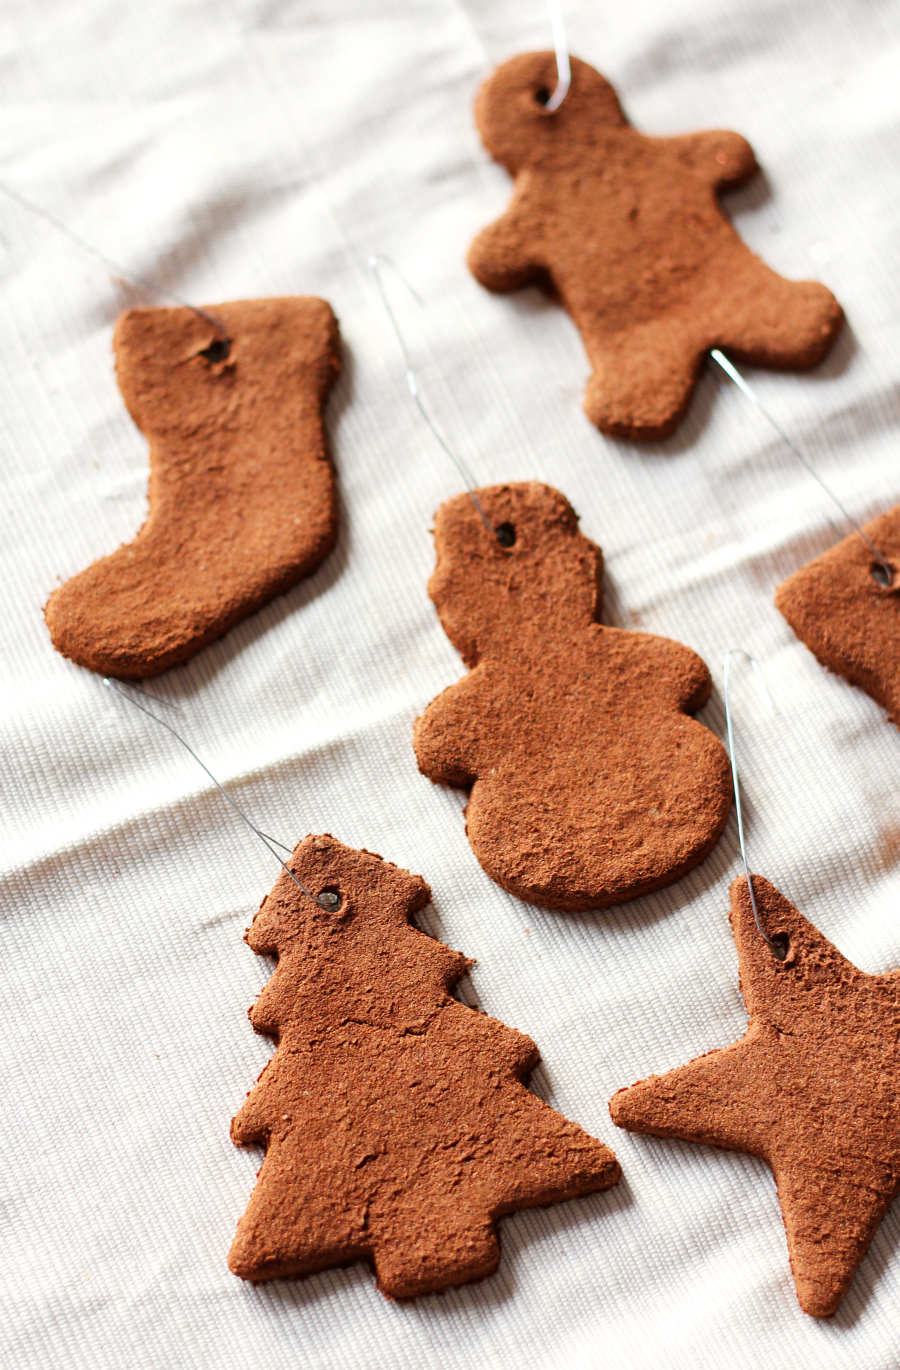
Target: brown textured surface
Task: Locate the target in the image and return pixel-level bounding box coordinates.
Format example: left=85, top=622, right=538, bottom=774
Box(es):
left=610, top=874, right=900, bottom=1317
left=413, top=481, right=732, bottom=911
left=775, top=506, right=900, bottom=725
left=468, top=52, right=843, bottom=439
left=44, top=296, right=341, bottom=678
left=229, top=834, right=620, bottom=1299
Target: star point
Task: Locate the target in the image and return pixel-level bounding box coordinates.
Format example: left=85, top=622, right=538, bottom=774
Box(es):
left=610, top=875, right=900, bottom=1317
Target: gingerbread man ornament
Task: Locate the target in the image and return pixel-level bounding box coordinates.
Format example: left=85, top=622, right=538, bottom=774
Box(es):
left=413, top=481, right=733, bottom=911
left=468, top=53, right=842, bottom=439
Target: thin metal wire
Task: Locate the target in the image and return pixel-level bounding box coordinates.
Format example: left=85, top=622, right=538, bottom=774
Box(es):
left=0, top=178, right=229, bottom=341
left=368, top=255, right=500, bottom=540
left=544, top=0, right=571, bottom=112
left=722, top=649, right=786, bottom=959
left=113, top=680, right=182, bottom=712
left=258, top=832, right=295, bottom=855
left=710, top=349, right=893, bottom=583
left=104, top=678, right=338, bottom=909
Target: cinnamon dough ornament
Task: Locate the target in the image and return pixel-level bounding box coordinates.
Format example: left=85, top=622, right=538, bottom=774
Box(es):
left=610, top=874, right=900, bottom=1318
left=413, top=481, right=732, bottom=911
left=775, top=506, right=900, bottom=725
left=229, top=834, right=620, bottom=1298
left=44, top=296, right=340, bottom=678
left=468, top=53, right=843, bottom=439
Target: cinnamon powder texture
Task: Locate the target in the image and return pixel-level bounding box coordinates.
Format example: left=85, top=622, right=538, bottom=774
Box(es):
left=468, top=52, right=842, bottom=439
left=44, top=296, right=341, bottom=678
left=610, top=875, right=900, bottom=1318
left=229, top=835, right=620, bottom=1299
left=414, top=481, right=732, bottom=911
left=775, top=506, right=900, bottom=726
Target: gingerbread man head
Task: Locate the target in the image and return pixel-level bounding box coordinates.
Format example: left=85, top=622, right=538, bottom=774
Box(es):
left=474, top=52, right=627, bottom=174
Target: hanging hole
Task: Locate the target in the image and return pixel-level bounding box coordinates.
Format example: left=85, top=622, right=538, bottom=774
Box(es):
left=769, top=933, right=789, bottom=961
left=317, top=887, right=342, bottom=913
left=199, top=337, right=231, bottom=364
left=496, top=522, right=516, bottom=549
left=871, top=563, right=893, bottom=588
left=534, top=87, right=551, bottom=106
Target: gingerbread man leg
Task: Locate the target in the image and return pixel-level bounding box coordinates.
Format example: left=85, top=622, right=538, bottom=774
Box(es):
left=582, top=319, right=705, bottom=440
left=709, top=252, right=842, bottom=370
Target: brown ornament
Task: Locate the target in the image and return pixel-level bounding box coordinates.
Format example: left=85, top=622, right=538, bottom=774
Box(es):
left=775, top=506, right=900, bottom=725
left=229, top=834, right=620, bottom=1299
left=468, top=52, right=842, bottom=439
left=44, top=296, right=341, bottom=678
left=413, top=481, right=732, bottom=911
left=610, top=874, right=900, bottom=1318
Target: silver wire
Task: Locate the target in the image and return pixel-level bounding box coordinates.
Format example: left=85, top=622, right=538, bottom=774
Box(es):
left=104, top=678, right=338, bottom=909
left=722, top=649, right=786, bottom=958
left=544, top=0, right=571, bottom=112
left=710, top=349, right=893, bottom=583
left=367, top=255, right=500, bottom=541
left=0, top=178, right=230, bottom=341
left=113, top=680, right=182, bottom=712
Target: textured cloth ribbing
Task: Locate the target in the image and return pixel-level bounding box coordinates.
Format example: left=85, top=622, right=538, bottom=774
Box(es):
left=2, top=1, right=900, bottom=1367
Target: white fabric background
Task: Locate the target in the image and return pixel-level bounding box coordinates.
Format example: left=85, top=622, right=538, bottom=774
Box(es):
left=2, top=1, right=899, bottom=1366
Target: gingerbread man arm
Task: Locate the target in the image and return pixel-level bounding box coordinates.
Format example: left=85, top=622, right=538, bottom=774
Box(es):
left=671, top=129, right=758, bottom=190
left=467, top=179, right=544, bottom=293
left=414, top=668, right=492, bottom=787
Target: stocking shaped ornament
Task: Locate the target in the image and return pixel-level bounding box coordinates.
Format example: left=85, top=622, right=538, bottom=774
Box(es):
left=45, top=296, right=341, bottom=678
left=413, top=481, right=732, bottom=910
left=468, top=53, right=842, bottom=439
left=229, top=834, right=620, bottom=1298
left=611, top=874, right=900, bottom=1317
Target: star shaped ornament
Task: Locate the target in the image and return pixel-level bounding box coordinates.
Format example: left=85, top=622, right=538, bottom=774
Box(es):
left=609, top=875, right=900, bottom=1317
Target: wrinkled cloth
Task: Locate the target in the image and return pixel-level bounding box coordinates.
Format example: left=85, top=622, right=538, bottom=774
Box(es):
left=2, top=1, right=900, bottom=1367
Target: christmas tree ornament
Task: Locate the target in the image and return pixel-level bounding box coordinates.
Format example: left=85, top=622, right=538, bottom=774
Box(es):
left=414, top=479, right=732, bottom=911
left=467, top=51, right=842, bottom=439
left=229, top=834, right=621, bottom=1297
left=104, top=685, right=621, bottom=1298
left=45, top=296, right=341, bottom=679
left=608, top=651, right=900, bottom=1317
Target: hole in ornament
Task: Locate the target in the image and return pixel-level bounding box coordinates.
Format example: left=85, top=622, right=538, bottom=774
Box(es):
left=770, top=933, right=789, bottom=961
left=317, top=888, right=342, bottom=913
left=496, top=522, right=516, bottom=548
left=871, top=563, right=893, bottom=588
left=534, top=87, right=551, bottom=106
left=200, top=337, right=231, bottom=364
